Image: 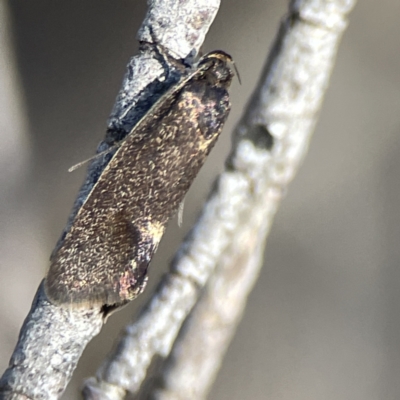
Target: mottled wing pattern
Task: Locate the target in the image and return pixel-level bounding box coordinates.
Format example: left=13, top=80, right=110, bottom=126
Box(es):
left=45, top=51, right=234, bottom=307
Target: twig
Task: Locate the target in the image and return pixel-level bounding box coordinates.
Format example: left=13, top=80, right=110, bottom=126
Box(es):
left=84, top=0, right=357, bottom=399
left=0, top=1, right=221, bottom=399
left=0, top=1, right=30, bottom=184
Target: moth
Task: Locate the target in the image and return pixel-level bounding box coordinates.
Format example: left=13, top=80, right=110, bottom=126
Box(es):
left=45, top=50, right=235, bottom=308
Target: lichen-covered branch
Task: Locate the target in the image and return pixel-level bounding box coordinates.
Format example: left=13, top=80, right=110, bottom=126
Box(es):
left=84, top=0, right=357, bottom=399
left=0, top=1, right=221, bottom=399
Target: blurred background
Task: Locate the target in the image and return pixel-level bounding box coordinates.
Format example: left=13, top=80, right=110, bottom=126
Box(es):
left=1, top=0, right=400, bottom=399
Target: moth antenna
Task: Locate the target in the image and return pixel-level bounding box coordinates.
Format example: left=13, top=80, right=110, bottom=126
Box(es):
left=68, top=144, right=119, bottom=173
left=233, top=61, right=241, bottom=85
left=68, top=156, right=97, bottom=173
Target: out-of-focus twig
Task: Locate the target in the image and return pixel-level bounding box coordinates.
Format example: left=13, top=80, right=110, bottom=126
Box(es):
left=0, top=0, right=37, bottom=385
left=154, top=0, right=358, bottom=397
left=84, top=0, right=357, bottom=399
left=0, top=1, right=221, bottom=399
left=0, top=1, right=30, bottom=184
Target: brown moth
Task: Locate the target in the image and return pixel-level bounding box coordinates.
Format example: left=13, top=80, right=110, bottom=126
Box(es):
left=45, top=50, right=235, bottom=308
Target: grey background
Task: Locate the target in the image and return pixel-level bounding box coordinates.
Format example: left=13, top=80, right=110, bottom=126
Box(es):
left=1, top=1, right=400, bottom=399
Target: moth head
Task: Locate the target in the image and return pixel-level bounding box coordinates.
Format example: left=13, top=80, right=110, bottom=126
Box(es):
left=197, top=50, right=239, bottom=88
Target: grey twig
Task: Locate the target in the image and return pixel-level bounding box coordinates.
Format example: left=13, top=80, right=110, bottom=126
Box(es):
left=0, top=0, right=30, bottom=185
left=0, top=0, right=221, bottom=399
left=84, top=0, right=357, bottom=399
